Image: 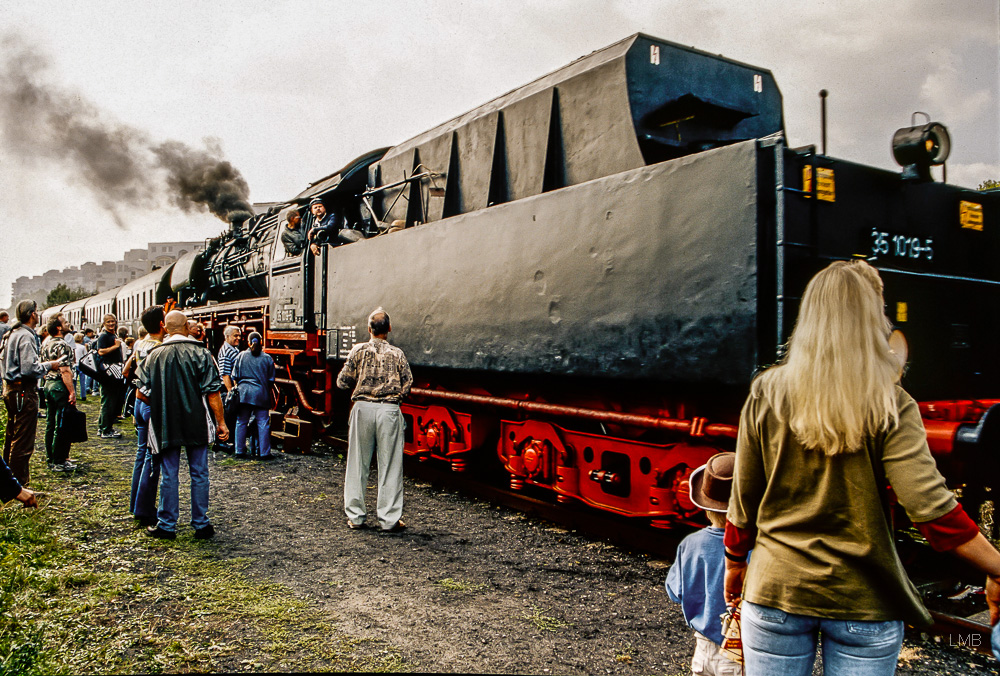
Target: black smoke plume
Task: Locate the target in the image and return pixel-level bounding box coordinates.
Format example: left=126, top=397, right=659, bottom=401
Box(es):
left=154, top=140, right=254, bottom=225
left=0, top=34, right=252, bottom=227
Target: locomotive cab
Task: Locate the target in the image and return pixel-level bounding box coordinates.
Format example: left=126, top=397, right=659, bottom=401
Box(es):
left=268, top=148, right=388, bottom=334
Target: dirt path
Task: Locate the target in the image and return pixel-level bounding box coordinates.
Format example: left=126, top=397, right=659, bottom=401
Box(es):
left=204, top=449, right=687, bottom=674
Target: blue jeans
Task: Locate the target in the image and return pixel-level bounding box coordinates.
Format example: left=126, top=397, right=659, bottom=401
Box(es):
left=235, top=405, right=271, bottom=457
left=156, top=444, right=210, bottom=532
left=130, top=400, right=159, bottom=520
left=742, top=601, right=904, bottom=676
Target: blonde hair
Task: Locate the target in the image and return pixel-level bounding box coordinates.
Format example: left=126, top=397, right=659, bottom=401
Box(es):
left=705, top=510, right=727, bottom=528
left=753, top=260, right=899, bottom=455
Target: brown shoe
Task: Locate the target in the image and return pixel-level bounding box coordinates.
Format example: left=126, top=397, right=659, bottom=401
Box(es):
left=382, top=520, right=407, bottom=533
left=347, top=519, right=365, bottom=530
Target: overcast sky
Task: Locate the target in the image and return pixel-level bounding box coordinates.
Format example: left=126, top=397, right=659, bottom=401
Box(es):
left=1, top=0, right=997, bottom=306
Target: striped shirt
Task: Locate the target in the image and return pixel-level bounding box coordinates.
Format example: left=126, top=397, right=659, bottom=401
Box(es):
left=217, top=341, right=239, bottom=380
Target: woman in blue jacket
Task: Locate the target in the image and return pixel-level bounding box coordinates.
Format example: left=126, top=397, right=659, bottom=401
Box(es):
left=233, top=332, right=276, bottom=460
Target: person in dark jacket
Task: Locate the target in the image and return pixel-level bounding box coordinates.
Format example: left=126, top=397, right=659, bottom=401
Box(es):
left=280, top=210, right=307, bottom=257
left=95, top=314, right=125, bottom=438
left=307, top=197, right=338, bottom=256
left=0, top=456, right=37, bottom=507
left=137, top=311, right=228, bottom=540
left=128, top=305, right=165, bottom=527
left=233, top=332, right=275, bottom=460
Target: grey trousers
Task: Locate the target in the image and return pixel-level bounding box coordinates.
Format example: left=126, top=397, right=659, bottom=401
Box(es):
left=344, top=400, right=404, bottom=529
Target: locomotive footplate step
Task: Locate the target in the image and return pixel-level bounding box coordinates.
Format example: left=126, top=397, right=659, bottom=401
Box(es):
left=269, top=413, right=315, bottom=454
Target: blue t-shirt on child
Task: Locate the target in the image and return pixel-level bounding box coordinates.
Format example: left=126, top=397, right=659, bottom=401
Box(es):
left=665, top=526, right=727, bottom=645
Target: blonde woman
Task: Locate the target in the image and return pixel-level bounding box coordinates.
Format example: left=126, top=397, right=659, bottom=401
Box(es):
left=725, top=260, right=1000, bottom=675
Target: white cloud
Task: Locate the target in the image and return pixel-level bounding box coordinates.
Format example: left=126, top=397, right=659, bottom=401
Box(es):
left=920, top=48, right=992, bottom=125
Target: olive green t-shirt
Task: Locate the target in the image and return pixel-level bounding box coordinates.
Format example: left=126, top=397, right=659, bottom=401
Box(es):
left=728, top=386, right=955, bottom=627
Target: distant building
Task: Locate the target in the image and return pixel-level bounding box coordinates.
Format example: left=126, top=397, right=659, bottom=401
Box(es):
left=9, top=240, right=206, bottom=309
left=148, top=241, right=204, bottom=271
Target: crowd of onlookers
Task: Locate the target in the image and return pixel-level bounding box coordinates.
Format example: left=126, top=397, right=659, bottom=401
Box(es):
left=1, top=301, right=276, bottom=541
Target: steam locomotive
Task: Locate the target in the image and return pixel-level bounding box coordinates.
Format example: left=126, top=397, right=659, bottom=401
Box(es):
left=44, top=34, right=1000, bottom=530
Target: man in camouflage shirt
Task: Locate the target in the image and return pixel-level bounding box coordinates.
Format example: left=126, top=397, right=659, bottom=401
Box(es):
left=39, top=315, right=77, bottom=472
left=336, top=307, right=412, bottom=532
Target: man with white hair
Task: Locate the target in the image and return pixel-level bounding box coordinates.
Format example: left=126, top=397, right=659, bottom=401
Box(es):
left=336, top=307, right=412, bottom=532
left=216, top=324, right=241, bottom=452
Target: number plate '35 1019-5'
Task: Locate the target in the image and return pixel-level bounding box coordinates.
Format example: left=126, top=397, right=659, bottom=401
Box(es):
left=870, top=229, right=934, bottom=261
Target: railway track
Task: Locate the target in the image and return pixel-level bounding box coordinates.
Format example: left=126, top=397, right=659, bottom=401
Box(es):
left=928, top=610, right=993, bottom=656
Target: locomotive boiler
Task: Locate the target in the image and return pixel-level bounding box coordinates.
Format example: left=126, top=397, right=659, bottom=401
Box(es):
left=49, top=33, right=1000, bottom=531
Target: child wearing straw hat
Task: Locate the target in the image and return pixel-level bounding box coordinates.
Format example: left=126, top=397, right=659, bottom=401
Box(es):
left=666, top=452, right=743, bottom=676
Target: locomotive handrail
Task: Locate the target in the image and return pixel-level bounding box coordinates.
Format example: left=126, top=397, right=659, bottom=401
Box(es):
left=409, top=387, right=738, bottom=439
left=274, top=377, right=325, bottom=416
left=361, top=170, right=441, bottom=197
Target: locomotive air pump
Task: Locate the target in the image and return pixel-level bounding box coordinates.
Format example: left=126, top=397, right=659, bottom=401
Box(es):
left=892, top=112, right=950, bottom=182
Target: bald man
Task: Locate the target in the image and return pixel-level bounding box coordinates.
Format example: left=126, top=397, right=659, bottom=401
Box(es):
left=166, top=311, right=189, bottom=336
left=137, top=310, right=227, bottom=539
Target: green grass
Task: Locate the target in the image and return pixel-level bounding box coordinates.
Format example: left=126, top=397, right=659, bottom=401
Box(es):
left=0, top=400, right=404, bottom=674
left=521, top=605, right=568, bottom=632
left=435, top=578, right=485, bottom=594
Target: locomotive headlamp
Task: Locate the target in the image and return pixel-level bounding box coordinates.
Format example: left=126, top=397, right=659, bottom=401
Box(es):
left=892, top=113, right=950, bottom=181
